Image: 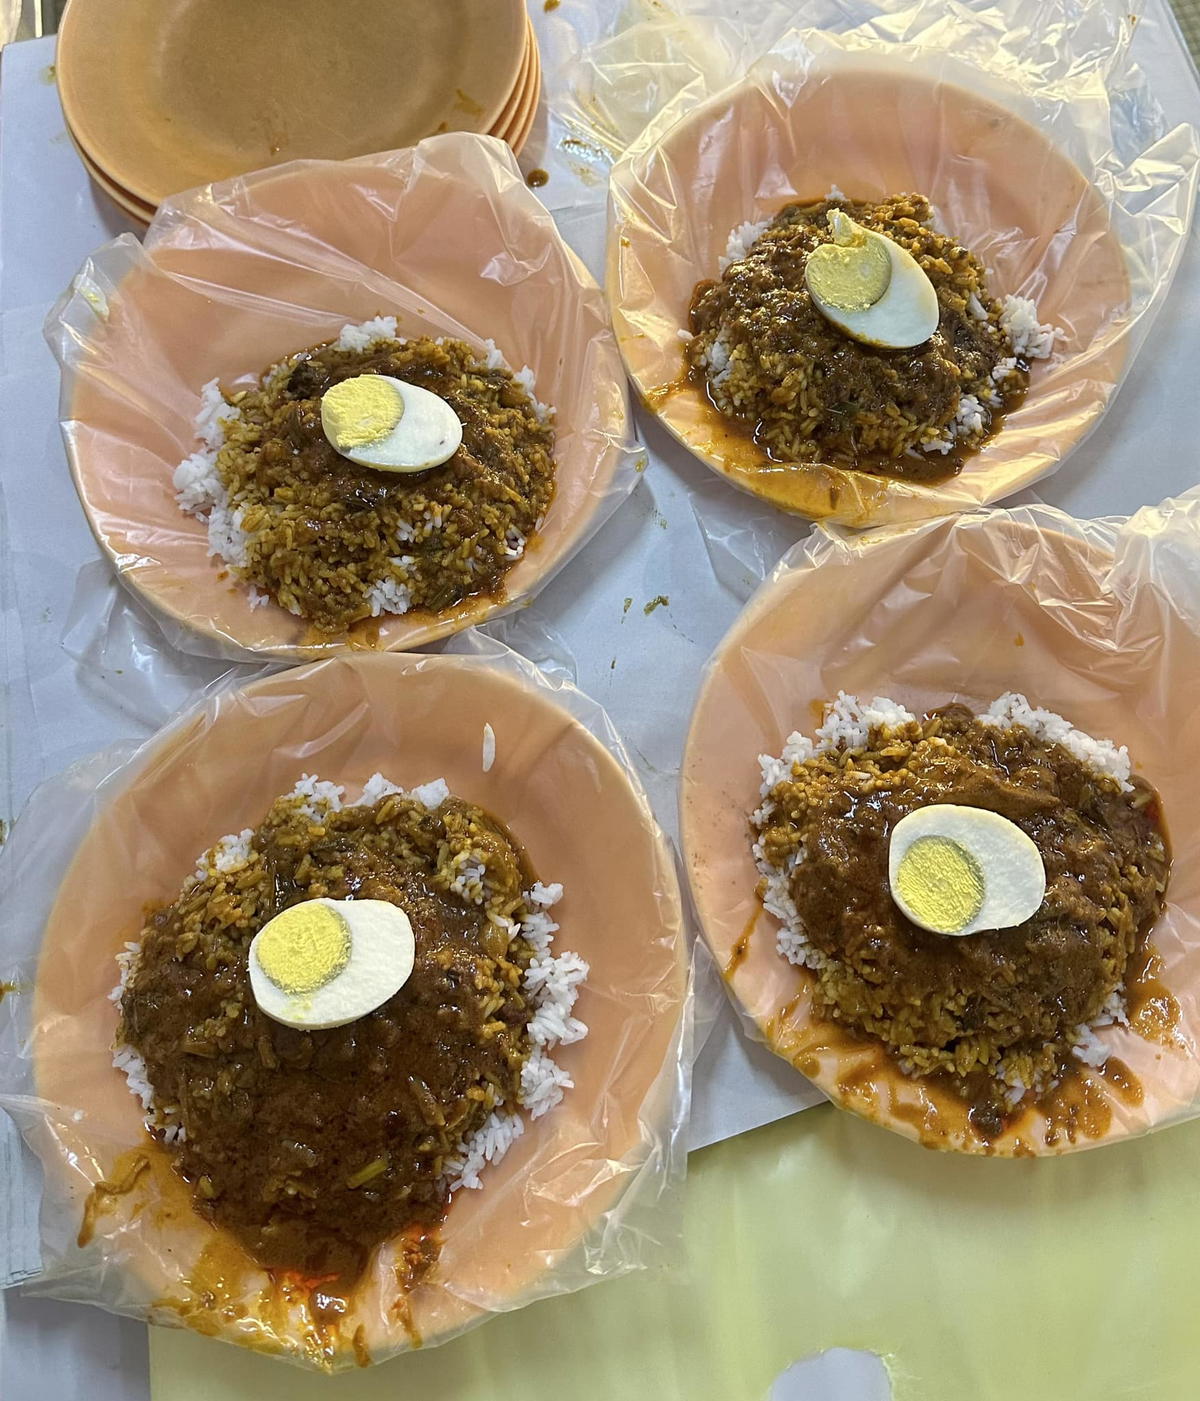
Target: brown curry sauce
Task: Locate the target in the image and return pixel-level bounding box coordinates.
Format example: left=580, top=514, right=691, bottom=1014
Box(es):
left=681, top=195, right=1032, bottom=487
left=116, top=793, right=539, bottom=1321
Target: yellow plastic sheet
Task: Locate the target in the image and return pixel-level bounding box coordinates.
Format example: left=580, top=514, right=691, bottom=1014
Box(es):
left=152, top=1103, right=1200, bottom=1399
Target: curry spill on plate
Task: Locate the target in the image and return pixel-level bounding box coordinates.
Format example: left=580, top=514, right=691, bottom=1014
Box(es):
left=682, top=192, right=1058, bottom=484
left=750, top=693, right=1171, bottom=1139
left=112, top=771, right=587, bottom=1302
left=174, top=317, right=555, bottom=634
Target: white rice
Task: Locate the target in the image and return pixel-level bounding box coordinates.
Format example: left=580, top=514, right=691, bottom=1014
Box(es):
left=718, top=189, right=847, bottom=274
left=173, top=449, right=222, bottom=514
left=718, top=218, right=772, bottom=273
left=111, top=1044, right=154, bottom=1114
left=931, top=296, right=1057, bottom=443
left=999, top=294, right=1058, bottom=359
left=482, top=723, right=496, bottom=773
left=754, top=692, right=1139, bottom=1083
left=289, top=773, right=345, bottom=819
left=112, top=773, right=586, bottom=1191
left=448, top=854, right=487, bottom=905
left=979, top=692, right=1132, bottom=790
left=357, top=772, right=405, bottom=805
left=365, top=573, right=413, bottom=619
left=518, top=1046, right=577, bottom=1120
left=703, top=332, right=734, bottom=389
left=111, top=940, right=188, bottom=1145
left=925, top=393, right=990, bottom=456
left=195, top=377, right=237, bottom=450
left=445, top=876, right=586, bottom=1190
left=408, top=776, right=450, bottom=810
left=172, top=319, right=555, bottom=612
left=334, top=315, right=398, bottom=352
left=202, top=828, right=255, bottom=878
left=509, top=357, right=554, bottom=429
left=953, top=393, right=988, bottom=437
left=524, top=951, right=590, bottom=1047
left=1070, top=1024, right=1111, bottom=1070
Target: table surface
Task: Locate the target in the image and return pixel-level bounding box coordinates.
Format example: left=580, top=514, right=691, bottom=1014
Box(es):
left=1171, top=0, right=1200, bottom=55
left=2, top=1, right=1200, bottom=1397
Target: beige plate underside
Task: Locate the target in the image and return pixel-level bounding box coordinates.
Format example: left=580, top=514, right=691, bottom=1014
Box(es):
left=32, top=652, right=688, bottom=1365
left=681, top=514, right=1200, bottom=1156
left=498, top=43, right=542, bottom=157
left=69, top=125, right=154, bottom=225
left=68, top=20, right=539, bottom=217
left=57, top=0, right=528, bottom=206
left=489, top=20, right=535, bottom=138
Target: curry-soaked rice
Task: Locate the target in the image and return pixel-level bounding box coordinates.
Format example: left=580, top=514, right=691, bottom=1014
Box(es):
left=687, top=194, right=1048, bottom=483
left=752, top=702, right=1171, bottom=1123
left=117, top=787, right=541, bottom=1289
left=214, top=334, right=555, bottom=633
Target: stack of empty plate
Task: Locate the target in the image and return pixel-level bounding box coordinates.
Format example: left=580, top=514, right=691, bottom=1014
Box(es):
left=57, top=0, right=540, bottom=225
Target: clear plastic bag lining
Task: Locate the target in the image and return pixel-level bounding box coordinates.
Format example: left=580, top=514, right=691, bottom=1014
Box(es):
left=604, top=0, right=1199, bottom=523
left=46, top=134, right=645, bottom=662
left=0, top=635, right=692, bottom=1370
left=682, top=489, right=1200, bottom=1154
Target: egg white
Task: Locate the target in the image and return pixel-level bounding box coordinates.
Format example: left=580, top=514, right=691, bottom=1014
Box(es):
left=809, top=233, right=940, bottom=350
left=324, top=375, right=463, bottom=473
left=888, top=804, right=1046, bottom=936
left=249, top=897, right=416, bottom=1029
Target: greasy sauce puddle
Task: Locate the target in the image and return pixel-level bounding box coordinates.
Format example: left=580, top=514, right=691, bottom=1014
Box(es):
left=77, top=1150, right=150, bottom=1247
left=755, top=898, right=1179, bottom=1154
left=1126, top=945, right=1184, bottom=1048
left=77, top=1141, right=438, bottom=1367
left=644, top=361, right=1029, bottom=488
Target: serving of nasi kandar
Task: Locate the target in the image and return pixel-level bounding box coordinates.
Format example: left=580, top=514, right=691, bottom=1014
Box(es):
left=751, top=692, right=1172, bottom=1145
left=112, top=770, right=587, bottom=1314
left=684, top=193, right=1058, bottom=484
left=174, top=317, right=556, bottom=636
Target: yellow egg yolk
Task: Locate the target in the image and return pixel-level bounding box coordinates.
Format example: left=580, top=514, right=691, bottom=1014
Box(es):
left=321, top=375, right=404, bottom=450
left=255, top=903, right=352, bottom=995
left=894, top=835, right=985, bottom=934
left=805, top=210, right=892, bottom=312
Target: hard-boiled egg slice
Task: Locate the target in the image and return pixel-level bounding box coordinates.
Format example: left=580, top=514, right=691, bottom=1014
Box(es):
left=320, top=374, right=462, bottom=473
left=888, top=804, right=1046, bottom=936
left=805, top=210, right=940, bottom=350
left=248, top=897, right=415, bottom=1029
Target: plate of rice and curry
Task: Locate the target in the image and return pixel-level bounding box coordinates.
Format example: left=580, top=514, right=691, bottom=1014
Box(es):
left=681, top=509, right=1200, bottom=1156
left=49, top=137, right=636, bottom=661
left=608, top=61, right=1142, bottom=527
left=173, top=317, right=556, bottom=637
left=21, top=652, right=687, bottom=1368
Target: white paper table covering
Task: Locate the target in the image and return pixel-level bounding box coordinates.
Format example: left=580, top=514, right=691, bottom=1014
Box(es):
left=1, top=2, right=1199, bottom=1396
